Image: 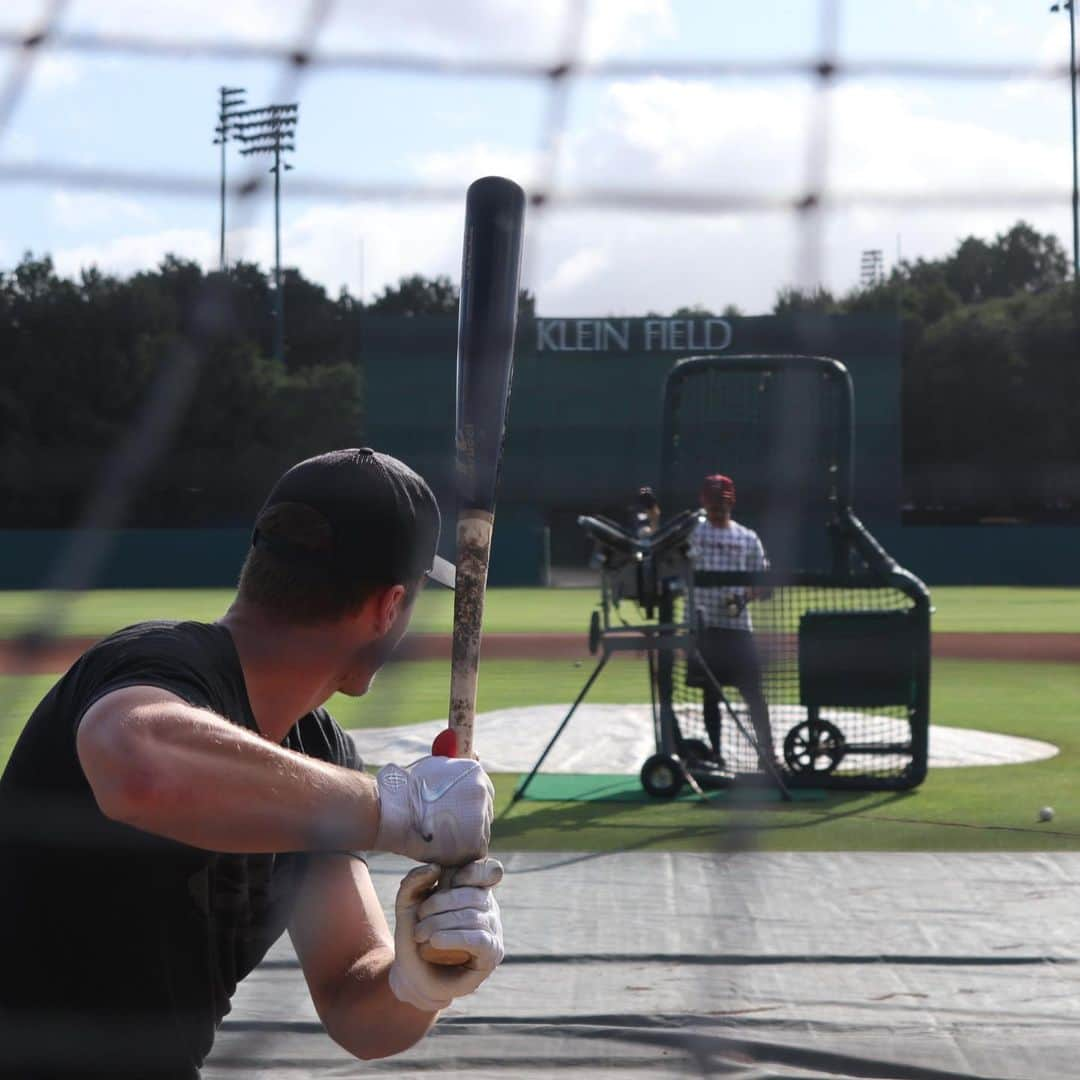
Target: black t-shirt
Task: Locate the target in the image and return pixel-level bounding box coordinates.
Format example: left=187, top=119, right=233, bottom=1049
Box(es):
left=0, top=620, right=361, bottom=1079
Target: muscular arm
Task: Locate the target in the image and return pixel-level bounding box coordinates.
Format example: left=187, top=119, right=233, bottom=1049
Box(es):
left=76, top=685, right=379, bottom=854
left=290, top=854, right=437, bottom=1060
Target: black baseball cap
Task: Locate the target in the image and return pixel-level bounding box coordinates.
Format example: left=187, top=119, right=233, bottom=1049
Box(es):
left=635, top=486, right=659, bottom=509
left=252, top=448, right=455, bottom=589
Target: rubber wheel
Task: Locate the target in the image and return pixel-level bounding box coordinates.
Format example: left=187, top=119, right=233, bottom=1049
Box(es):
left=640, top=753, right=685, bottom=799
left=588, top=610, right=601, bottom=655
left=783, top=718, right=846, bottom=776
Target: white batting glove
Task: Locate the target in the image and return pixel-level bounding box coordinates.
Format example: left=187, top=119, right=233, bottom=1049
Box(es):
left=374, top=756, right=494, bottom=865
left=388, top=859, right=505, bottom=1013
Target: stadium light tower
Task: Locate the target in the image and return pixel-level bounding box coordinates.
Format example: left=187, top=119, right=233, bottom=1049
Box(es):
left=232, top=103, right=299, bottom=364
left=860, top=249, right=884, bottom=289
left=1051, top=1, right=1079, bottom=280
left=213, top=86, right=247, bottom=271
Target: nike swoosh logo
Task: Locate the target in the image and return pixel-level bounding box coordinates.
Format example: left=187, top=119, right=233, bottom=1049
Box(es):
left=420, top=769, right=473, bottom=803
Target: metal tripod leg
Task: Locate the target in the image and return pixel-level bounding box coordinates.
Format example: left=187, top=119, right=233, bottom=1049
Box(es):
left=648, top=646, right=709, bottom=803
left=512, top=652, right=610, bottom=804
left=691, top=646, right=792, bottom=802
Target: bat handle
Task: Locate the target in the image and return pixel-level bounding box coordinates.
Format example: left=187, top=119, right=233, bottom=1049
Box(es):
left=416, top=864, right=472, bottom=967
left=417, top=729, right=476, bottom=965
left=417, top=513, right=492, bottom=967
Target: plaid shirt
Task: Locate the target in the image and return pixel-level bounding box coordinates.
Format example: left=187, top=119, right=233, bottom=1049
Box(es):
left=688, top=518, right=769, bottom=631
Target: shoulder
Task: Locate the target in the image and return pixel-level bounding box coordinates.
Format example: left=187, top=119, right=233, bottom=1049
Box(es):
left=89, top=620, right=230, bottom=663
left=72, top=620, right=246, bottom=720
left=289, top=708, right=362, bottom=770
left=732, top=521, right=761, bottom=543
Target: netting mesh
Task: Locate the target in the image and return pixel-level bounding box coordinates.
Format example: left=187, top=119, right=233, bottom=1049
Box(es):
left=660, top=578, right=924, bottom=788
left=662, top=356, right=852, bottom=575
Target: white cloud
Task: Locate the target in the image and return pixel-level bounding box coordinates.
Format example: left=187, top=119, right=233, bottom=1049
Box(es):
left=411, top=143, right=538, bottom=188
left=62, top=0, right=310, bottom=45
left=546, top=245, right=609, bottom=294
left=829, top=85, right=1064, bottom=194
left=0, top=1, right=52, bottom=32
left=518, top=75, right=1072, bottom=310
left=583, top=0, right=676, bottom=61
left=50, top=191, right=156, bottom=228
left=284, top=201, right=462, bottom=301
left=56, top=0, right=673, bottom=62
left=33, top=54, right=81, bottom=91
left=24, top=11, right=1076, bottom=319
left=45, top=64, right=1073, bottom=317
left=4, top=129, right=37, bottom=161
left=582, top=77, right=807, bottom=190
left=52, top=228, right=216, bottom=279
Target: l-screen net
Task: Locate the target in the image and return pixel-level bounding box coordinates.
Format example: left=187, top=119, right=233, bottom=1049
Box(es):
left=657, top=354, right=929, bottom=791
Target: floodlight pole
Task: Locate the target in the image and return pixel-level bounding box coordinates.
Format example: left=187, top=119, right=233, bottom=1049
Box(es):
left=1071, top=2, right=1079, bottom=282
left=1052, top=2, right=1079, bottom=280
left=233, top=103, right=298, bottom=364
left=272, top=140, right=285, bottom=366
left=213, top=86, right=246, bottom=271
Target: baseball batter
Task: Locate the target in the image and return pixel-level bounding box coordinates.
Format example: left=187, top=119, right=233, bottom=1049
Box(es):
left=0, top=449, right=503, bottom=1079
left=687, top=473, right=776, bottom=770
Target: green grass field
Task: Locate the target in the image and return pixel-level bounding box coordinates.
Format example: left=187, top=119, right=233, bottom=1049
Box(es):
left=1, top=584, right=1077, bottom=639
left=363, top=655, right=1080, bottom=853
left=3, top=652, right=1078, bottom=854
left=1, top=585, right=1076, bottom=853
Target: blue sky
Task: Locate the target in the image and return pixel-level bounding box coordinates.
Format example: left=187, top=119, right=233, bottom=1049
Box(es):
left=0, top=0, right=1073, bottom=314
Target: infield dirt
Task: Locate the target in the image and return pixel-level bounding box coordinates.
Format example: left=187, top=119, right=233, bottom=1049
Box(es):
left=1, top=631, right=1077, bottom=673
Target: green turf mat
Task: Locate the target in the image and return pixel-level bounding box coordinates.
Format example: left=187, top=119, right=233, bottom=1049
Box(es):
left=517, top=772, right=826, bottom=803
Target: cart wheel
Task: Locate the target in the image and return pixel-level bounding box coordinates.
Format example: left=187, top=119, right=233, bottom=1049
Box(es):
left=588, top=610, right=601, bottom=655
left=640, top=753, right=685, bottom=799
left=783, top=718, right=846, bottom=776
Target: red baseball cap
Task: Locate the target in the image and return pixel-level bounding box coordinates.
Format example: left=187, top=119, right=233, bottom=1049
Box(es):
left=701, top=474, right=736, bottom=501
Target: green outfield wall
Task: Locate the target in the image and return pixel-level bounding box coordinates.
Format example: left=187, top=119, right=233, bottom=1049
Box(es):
left=0, top=522, right=1076, bottom=588
left=363, top=313, right=902, bottom=523
left=360, top=312, right=1080, bottom=586
left=0, top=312, right=1076, bottom=588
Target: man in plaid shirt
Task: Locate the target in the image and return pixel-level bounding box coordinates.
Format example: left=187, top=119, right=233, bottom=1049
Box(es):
left=687, top=474, right=776, bottom=770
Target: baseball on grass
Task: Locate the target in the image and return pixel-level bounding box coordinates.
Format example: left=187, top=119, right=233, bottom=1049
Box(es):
left=1038, top=806, right=1055, bottom=822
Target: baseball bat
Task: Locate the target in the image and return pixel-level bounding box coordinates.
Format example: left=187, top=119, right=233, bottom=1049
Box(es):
left=419, top=176, right=525, bottom=966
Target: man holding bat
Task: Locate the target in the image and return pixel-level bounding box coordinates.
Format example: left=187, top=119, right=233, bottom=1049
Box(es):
left=0, top=448, right=504, bottom=1079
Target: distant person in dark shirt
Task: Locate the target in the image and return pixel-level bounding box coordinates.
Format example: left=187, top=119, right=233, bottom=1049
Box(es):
left=0, top=449, right=502, bottom=1079
left=630, top=486, right=661, bottom=537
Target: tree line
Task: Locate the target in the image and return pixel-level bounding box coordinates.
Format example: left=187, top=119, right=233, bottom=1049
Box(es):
left=0, top=255, right=532, bottom=528
left=768, top=222, right=1078, bottom=522
left=1, top=221, right=1075, bottom=528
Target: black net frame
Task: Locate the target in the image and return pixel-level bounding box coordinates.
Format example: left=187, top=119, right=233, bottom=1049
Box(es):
left=655, top=355, right=930, bottom=791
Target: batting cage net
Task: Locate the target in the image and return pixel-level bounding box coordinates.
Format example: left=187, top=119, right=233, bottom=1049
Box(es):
left=659, top=574, right=929, bottom=790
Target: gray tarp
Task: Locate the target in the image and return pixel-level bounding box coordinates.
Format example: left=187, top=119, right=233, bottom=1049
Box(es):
left=205, top=852, right=1080, bottom=1078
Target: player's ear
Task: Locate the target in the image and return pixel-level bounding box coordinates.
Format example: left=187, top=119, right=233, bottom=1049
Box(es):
left=372, top=584, right=408, bottom=636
